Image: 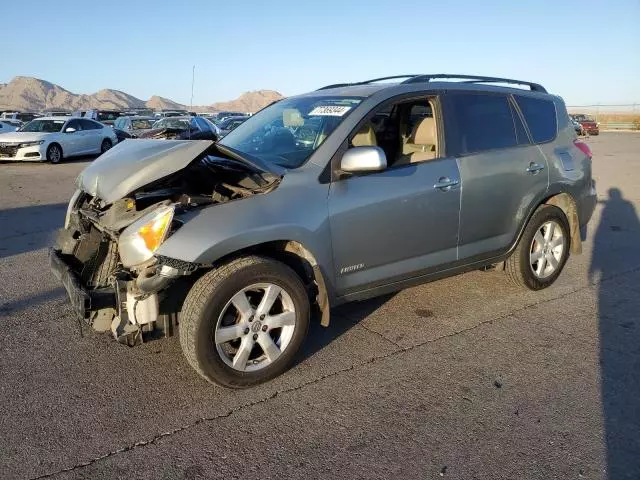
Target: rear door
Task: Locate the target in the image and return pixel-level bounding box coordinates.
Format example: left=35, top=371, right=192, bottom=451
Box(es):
left=442, top=91, right=549, bottom=261
left=80, top=119, right=103, bottom=153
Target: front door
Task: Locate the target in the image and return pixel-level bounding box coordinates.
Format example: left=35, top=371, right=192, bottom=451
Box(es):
left=63, top=119, right=83, bottom=155
left=328, top=157, right=461, bottom=295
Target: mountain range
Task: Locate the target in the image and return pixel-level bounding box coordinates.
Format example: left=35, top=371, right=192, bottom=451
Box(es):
left=0, top=76, right=283, bottom=113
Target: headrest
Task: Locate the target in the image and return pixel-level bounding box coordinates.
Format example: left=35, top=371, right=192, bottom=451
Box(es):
left=412, top=117, right=436, bottom=145
left=352, top=124, right=377, bottom=147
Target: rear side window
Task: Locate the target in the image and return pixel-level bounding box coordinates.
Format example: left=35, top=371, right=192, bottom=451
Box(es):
left=447, top=93, right=517, bottom=155
left=514, top=96, right=557, bottom=144
left=80, top=119, right=101, bottom=130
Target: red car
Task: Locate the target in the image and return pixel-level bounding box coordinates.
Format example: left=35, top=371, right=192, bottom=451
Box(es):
left=571, top=114, right=599, bottom=135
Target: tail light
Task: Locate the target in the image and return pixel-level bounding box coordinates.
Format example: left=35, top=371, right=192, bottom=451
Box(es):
left=574, top=139, right=592, bottom=158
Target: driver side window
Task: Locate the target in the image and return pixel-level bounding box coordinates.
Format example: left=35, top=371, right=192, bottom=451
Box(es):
left=66, top=119, right=82, bottom=131
left=348, top=97, right=440, bottom=169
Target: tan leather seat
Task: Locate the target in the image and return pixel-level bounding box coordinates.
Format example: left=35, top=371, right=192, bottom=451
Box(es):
left=351, top=123, right=377, bottom=147
left=398, top=117, right=437, bottom=164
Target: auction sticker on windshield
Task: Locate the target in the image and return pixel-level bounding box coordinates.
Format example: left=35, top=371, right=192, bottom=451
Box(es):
left=309, top=105, right=352, bottom=116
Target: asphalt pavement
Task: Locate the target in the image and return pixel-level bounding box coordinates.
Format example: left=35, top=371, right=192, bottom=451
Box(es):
left=0, top=133, right=639, bottom=480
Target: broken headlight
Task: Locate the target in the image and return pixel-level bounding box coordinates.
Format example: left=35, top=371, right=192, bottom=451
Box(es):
left=119, top=204, right=174, bottom=267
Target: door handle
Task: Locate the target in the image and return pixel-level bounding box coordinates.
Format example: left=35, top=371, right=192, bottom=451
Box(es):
left=526, top=162, right=545, bottom=174
left=433, top=177, right=460, bottom=191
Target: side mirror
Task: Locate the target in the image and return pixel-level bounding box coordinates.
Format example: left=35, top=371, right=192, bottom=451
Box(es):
left=340, top=146, right=387, bottom=173
left=65, top=127, right=76, bottom=133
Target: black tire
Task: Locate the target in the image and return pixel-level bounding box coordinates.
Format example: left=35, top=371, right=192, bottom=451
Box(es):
left=506, top=205, right=571, bottom=290
left=86, top=240, right=119, bottom=332
left=100, top=139, right=112, bottom=154
left=180, top=256, right=310, bottom=388
left=46, top=143, right=63, bottom=164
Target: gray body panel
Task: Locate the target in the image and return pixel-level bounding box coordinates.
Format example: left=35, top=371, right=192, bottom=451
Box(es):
left=456, top=144, right=549, bottom=260
left=156, top=164, right=339, bottom=299
left=328, top=157, right=460, bottom=293
left=541, top=96, right=597, bottom=227
left=81, top=81, right=596, bottom=306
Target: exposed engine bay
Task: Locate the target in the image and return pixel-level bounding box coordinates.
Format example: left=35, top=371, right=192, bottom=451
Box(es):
left=51, top=144, right=281, bottom=346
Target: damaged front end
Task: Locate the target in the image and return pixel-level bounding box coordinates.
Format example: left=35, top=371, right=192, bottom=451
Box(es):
left=50, top=139, right=280, bottom=345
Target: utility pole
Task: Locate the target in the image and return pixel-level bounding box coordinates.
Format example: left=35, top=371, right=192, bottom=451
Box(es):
left=190, top=65, right=195, bottom=112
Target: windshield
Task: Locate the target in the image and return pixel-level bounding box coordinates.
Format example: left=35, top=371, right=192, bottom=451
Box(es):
left=153, top=118, right=192, bottom=129
left=219, top=96, right=362, bottom=169
left=131, top=119, right=154, bottom=130
left=20, top=119, right=65, bottom=133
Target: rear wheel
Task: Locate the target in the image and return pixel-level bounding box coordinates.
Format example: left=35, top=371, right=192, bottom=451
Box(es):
left=180, top=256, right=310, bottom=388
left=47, top=143, right=62, bottom=164
left=100, top=139, right=112, bottom=154
left=506, top=205, right=570, bottom=290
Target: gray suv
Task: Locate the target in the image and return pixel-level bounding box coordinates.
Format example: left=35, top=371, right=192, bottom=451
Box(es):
left=50, top=74, right=597, bottom=388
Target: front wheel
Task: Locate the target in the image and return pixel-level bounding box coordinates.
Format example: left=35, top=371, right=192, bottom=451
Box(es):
left=505, top=205, right=571, bottom=290
left=180, top=256, right=310, bottom=388
left=46, top=144, right=63, bottom=164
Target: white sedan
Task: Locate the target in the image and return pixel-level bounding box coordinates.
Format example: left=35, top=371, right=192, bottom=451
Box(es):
left=0, top=116, right=118, bottom=163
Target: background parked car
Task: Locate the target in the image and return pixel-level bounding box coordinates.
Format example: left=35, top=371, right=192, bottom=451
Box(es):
left=214, top=111, right=246, bottom=124
left=570, top=114, right=599, bottom=135
left=217, top=115, right=249, bottom=138
left=84, top=109, right=123, bottom=126
left=140, top=115, right=219, bottom=140
left=0, top=116, right=117, bottom=163
left=42, top=110, right=72, bottom=117
left=154, top=109, right=189, bottom=119
left=0, top=120, right=18, bottom=134
left=1, top=111, right=40, bottom=122
left=113, top=116, right=157, bottom=142
left=3, top=119, right=24, bottom=128
left=570, top=118, right=585, bottom=136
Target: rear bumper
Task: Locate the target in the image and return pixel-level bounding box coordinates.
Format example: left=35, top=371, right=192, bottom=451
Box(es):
left=49, top=248, right=116, bottom=320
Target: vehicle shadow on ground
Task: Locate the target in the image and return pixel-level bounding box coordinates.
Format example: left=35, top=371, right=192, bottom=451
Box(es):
left=296, top=294, right=396, bottom=364
left=0, top=288, right=64, bottom=315
left=0, top=203, right=66, bottom=259
left=590, top=188, right=640, bottom=478
left=0, top=155, right=95, bottom=166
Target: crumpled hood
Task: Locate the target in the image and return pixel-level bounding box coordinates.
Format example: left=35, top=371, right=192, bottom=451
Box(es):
left=0, top=131, right=51, bottom=143
left=77, top=139, right=213, bottom=204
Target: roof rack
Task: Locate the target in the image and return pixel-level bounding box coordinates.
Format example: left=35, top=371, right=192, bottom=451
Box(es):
left=317, top=74, right=547, bottom=93
left=317, top=75, right=422, bottom=90
left=402, top=74, right=547, bottom=93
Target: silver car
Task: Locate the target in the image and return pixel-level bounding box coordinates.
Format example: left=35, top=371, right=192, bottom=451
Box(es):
left=50, top=74, right=597, bottom=387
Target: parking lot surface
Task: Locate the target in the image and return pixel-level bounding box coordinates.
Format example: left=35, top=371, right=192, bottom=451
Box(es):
left=1, top=133, right=639, bottom=479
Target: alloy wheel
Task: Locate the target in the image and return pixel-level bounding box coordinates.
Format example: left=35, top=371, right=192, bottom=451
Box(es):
left=529, top=220, right=565, bottom=279
left=49, top=146, right=61, bottom=163
left=214, top=283, right=296, bottom=372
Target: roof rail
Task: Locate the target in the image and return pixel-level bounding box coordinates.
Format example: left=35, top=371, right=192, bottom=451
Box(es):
left=401, top=74, right=547, bottom=93
left=317, top=75, right=422, bottom=90
left=318, top=74, right=547, bottom=93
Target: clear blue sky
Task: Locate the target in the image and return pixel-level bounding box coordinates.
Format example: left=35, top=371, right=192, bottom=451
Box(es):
left=1, top=0, right=638, bottom=106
